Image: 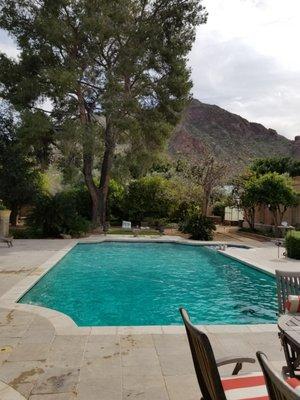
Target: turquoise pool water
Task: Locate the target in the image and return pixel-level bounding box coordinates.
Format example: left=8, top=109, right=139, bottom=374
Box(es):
left=19, top=242, right=277, bottom=326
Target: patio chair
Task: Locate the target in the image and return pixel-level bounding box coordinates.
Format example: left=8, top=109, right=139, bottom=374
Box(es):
left=257, top=351, right=300, bottom=400
left=276, top=270, right=300, bottom=315
left=179, top=308, right=270, bottom=400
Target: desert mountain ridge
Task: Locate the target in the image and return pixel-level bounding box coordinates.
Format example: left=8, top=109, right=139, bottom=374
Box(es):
left=168, top=99, right=300, bottom=171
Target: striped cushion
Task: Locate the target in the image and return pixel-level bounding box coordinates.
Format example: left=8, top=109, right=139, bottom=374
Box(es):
left=222, top=372, right=268, bottom=400
left=222, top=372, right=300, bottom=399
left=286, top=378, right=300, bottom=394
left=285, top=295, right=300, bottom=313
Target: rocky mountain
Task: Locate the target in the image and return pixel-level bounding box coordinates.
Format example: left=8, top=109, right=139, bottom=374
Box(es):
left=169, top=99, right=298, bottom=172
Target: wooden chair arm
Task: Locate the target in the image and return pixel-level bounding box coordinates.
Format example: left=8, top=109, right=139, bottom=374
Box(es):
left=216, top=356, right=256, bottom=375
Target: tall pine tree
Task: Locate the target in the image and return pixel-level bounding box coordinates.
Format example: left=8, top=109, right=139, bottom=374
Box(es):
left=0, top=0, right=207, bottom=226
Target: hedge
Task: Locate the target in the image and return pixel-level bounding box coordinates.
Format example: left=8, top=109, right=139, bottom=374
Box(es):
left=286, top=231, right=300, bottom=260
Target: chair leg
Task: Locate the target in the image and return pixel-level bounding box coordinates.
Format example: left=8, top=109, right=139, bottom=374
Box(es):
left=232, top=362, right=242, bottom=375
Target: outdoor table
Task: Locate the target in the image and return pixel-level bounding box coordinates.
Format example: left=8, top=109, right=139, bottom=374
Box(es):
left=278, top=314, right=300, bottom=377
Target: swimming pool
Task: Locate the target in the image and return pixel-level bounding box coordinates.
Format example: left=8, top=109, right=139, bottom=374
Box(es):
left=19, top=242, right=277, bottom=326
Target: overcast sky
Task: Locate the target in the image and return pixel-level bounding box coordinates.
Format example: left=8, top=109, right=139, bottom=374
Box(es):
left=0, top=0, right=299, bottom=139
left=190, top=0, right=300, bottom=139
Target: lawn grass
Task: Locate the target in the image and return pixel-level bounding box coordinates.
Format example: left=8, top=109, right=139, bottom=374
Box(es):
left=108, top=227, right=160, bottom=236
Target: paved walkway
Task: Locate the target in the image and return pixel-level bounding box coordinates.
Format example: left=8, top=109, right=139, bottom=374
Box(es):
left=0, top=238, right=295, bottom=399
left=224, top=242, right=300, bottom=275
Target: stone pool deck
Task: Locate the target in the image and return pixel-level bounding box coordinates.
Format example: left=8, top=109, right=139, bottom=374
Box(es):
left=0, top=236, right=298, bottom=400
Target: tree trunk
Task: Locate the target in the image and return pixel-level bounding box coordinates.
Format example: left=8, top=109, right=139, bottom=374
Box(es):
left=77, top=86, right=100, bottom=227
left=98, top=123, right=115, bottom=228
left=271, top=207, right=282, bottom=237
left=244, top=206, right=255, bottom=230
left=202, top=194, right=209, bottom=216
left=202, top=185, right=212, bottom=217
left=83, top=154, right=100, bottom=226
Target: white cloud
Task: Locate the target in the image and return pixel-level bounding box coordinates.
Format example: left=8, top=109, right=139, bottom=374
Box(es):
left=190, top=0, right=300, bottom=139
left=0, top=30, right=19, bottom=58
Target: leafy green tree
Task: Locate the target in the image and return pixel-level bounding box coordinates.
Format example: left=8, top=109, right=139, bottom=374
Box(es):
left=233, top=170, right=299, bottom=231
left=231, top=172, right=259, bottom=230
left=251, top=157, right=300, bottom=177
left=18, top=110, right=55, bottom=171
left=0, top=106, right=44, bottom=225
left=0, top=0, right=207, bottom=227
left=252, top=172, right=298, bottom=229
left=180, top=151, right=228, bottom=216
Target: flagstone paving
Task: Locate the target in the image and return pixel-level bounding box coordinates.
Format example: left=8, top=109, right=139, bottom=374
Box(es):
left=0, top=238, right=290, bottom=399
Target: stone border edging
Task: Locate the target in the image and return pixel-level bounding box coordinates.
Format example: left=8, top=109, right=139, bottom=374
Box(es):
left=0, top=380, right=26, bottom=400
left=0, top=236, right=278, bottom=335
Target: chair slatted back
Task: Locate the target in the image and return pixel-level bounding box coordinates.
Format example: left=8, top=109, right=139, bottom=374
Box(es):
left=180, top=308, right=226, bottom=400
left=257, top=352, right=300, bottom=400
left=276, top=271, right=300, bottom=315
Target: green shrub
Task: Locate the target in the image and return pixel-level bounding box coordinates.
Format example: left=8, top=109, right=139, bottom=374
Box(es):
left=143, top=217, right=168, bottom=229
left=28, top=193, right=90, bottom=238
left=69, top=186, right=93, bottom=221
left=108, top=179, right=125, bottom=222
left=286, top=231, right=300, bottom=260
left=179, top=213, right=216, bottom=240
left=124, top=176, right=174, bottom=224
left=9, top=226, right=42, bottom=239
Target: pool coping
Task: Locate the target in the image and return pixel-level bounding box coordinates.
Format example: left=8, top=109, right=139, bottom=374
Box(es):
left=0, top=236, right=278, bottom=335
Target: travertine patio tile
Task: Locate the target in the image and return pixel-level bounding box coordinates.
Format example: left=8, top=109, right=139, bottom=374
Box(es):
left=152, top=334, right=189, bottom=356
left=83, top=343, right=120, bottom=367
left=0, top=324, right=31, bottom=339
left=0, top=360, right=45, bottom=398
left=121, top=347, right=160, bottom=367
left=86, top=334, right=119, bottom=346
left=46, top=336, right=87, bottom=368
left=20, top=328, right=55, bottom=345
left=9, top=343, right=52, bottom=362
left=122, top=364, right=163, bottom=377
left=206, top=324, right=251, bottom=334
left=0, top=310, right=34, bottom=326
left=55, top=327, right=91, bottom=336
left=90, top=327, right=117, bottom=335
left=118, top=326, right=163, bottom=334
left=122, top=367, right=168, bottom=400
left=120, top=334, right=154, bottom=350
left=29, top=393, right=77, bottom=400
left=0, top=338, right=20, bottom=364
left=158, top=352, right=194, bottom=376
left=161, top=325, right=185, bottom=334
left=248, top=324, right=278, bottom=332
left=0, top=385, right=26, bottom=400
left=77, top=375, right=122, bottom=400
left=165, top=374, right=198, bottom=400
left=31, top=367, right=80, bottom=395
left=80, top=358, right=121, bottom=380
left=120, top=335, right=159, bottom=365
left=123, top=387, right=168, bottom=400
left=213, top=333, right=257, bottom=358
